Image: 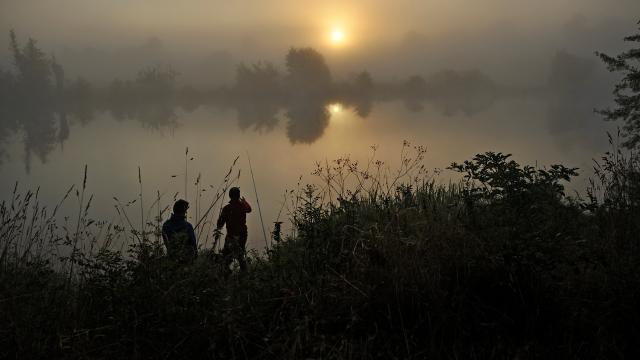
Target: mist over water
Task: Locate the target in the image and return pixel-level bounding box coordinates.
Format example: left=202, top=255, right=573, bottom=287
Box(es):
left=0, top=89, right=614, bottom=249
left=1, top=0, right=637, bottom=249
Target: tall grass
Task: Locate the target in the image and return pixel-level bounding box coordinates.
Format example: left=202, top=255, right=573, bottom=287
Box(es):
left=1, top=143, right=640, bottom=358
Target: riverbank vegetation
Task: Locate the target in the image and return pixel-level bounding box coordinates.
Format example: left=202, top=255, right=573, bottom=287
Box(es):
left=1, top=138, right=639, bottom=358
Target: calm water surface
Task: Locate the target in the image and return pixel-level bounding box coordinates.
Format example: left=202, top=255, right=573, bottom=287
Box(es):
left=0, top=96, right=612, bottom=250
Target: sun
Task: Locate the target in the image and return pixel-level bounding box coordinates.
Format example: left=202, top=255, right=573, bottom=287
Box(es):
left=330, top=28, right=345, bottom=44
left=329, top=103, right=343, bottom=114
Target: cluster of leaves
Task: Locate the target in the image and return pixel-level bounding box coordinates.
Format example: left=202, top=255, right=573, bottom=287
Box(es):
left=450, top=152, right=578, bottom=202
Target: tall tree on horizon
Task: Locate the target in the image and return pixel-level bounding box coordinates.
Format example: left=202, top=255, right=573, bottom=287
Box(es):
left=597, top=20, right=640, bottom=149
left=284, top=47, right=332, bottom=97
left=8, top=30, right=54, bottom=103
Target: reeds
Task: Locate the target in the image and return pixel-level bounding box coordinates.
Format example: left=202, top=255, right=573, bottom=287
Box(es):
left=247, top=151, right=269, bottom=249
left=1, top=144, right=640, bottom=359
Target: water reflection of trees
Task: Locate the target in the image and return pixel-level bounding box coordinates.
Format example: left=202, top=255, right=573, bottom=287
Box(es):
left=222, top=47, right=500, bottom=144
left=231, top=62, right=281, bottom=132
left=106, top=66, right=179, bottom=129
left=286, top=100, right=330, bottom=144
left=1, top=32, right=511, bottom=171
left=3, top=31, right=60, bottom=172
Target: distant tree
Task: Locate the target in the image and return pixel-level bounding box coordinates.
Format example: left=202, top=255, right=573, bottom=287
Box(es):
left=66, top=77, right=94, bottom=123
left=0, top=67, right=16, bottom=136
left=135, top=65, right=178, bottom=101
left=234, top=62, right=280, bottom=97
left=350, top=71, right=374, bottom=117
left=107, top=79, right=135, bottom=120
left=9, top=30, right=54, bottom=102
left=402, top=75, right=427, bottom=113
left=426, top=70, right=495, bottom=98
left=176, top=85, right=202, bottom=113
left=51, top=56, right=65, bottom=93
left=353, top=71, right=373, bottom=93
left=597, top=20, right=640, bottom=149
left=404, top=75, right=427, bottom=95
left=424, top=70, right=497, bottom=116
left=285, top=47, right=331, bottom=95
left=0, top=67, right=15, bottom=105
left=232, top=62, right=281, bottom=130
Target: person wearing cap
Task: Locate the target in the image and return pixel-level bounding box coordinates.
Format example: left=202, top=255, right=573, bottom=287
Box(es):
left=162, top=199, right=197, bottom=262
left=216, top=187, right=252, bottom=272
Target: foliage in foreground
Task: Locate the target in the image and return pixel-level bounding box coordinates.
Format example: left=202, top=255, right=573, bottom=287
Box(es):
left=1, top=141, right=640, bottom=359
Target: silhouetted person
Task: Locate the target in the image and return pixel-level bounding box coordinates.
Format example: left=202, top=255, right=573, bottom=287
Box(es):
left=216, top=187, right=252, bottom=272
left=162, top=199, right=197, bottom=262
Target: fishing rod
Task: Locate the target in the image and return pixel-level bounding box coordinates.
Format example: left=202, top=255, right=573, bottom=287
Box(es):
left=247, top=151, right=269, bottom=250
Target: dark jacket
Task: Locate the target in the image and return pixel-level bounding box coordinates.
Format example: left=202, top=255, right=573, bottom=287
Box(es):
left=217, top=199, right=252, bottom=237
left=162, top=214, right=197, bottom=259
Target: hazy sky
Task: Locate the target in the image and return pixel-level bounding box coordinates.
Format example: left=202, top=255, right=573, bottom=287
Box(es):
left=2, top=0, right=638, bottom=41
left=1, top=0, right=639, bottom=83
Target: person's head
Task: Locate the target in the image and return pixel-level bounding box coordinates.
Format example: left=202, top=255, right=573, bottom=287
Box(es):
left=229, top=187, right=241, bottom=200
left=173, top=199, right=189, bottom=216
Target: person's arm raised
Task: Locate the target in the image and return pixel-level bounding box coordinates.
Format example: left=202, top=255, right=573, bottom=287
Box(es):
left=241, top=197, right=252, bottom=213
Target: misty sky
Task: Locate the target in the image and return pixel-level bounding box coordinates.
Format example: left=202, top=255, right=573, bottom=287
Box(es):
left=1, top=0, right=639, bottom=85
